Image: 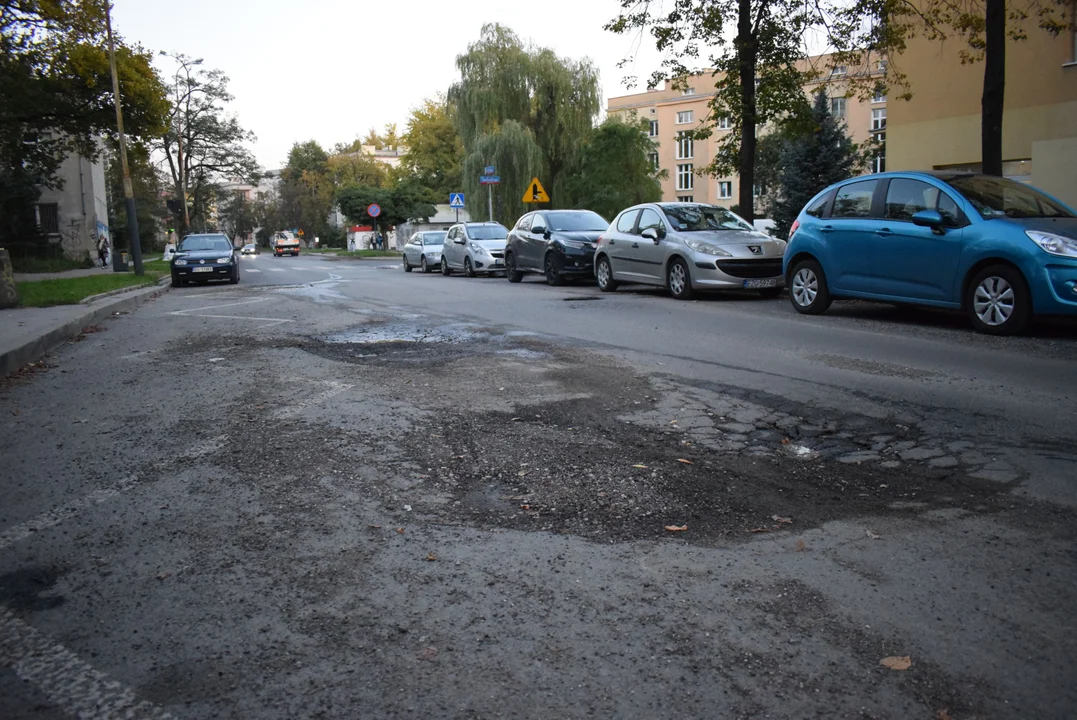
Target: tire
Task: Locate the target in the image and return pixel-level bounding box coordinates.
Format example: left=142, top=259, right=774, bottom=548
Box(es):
left=403, top=256, right=412, bottom=272
left=758, top=287, right=782, bottom=299
left=544, top=253, right=564, bottom=286
left=505, top=252, right=523, bottom=283
left=965, top=264, right=1030, bottom=335
left=667, top=257, right=694, bottom=300
left=596, top=255, right=618, bottom=292
left=421, top=256, right=430, bottom=273
left=441, top=257, right=451, bottom=276
left=170, top=273, right=181, bottom=288
left=464, top=257, right=475, bottom=278
left=788, top=258, right=832, bottom=315
left=229, top=269, right=239, bottom=285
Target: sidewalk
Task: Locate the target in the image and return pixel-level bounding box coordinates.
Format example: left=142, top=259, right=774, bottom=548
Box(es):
left=0, top=281, right=168, bottom=377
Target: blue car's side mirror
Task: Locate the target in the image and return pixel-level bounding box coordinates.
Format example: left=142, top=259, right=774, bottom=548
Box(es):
left=912, top=209, right=945, bottom=231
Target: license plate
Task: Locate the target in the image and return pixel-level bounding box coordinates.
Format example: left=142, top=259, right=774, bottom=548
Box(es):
left=743, top=278, right=777, bottom=288
left=192, top=266, right=214, bottom=273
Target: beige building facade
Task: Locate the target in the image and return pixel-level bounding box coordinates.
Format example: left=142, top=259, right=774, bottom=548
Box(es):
left=886, top=8, right=1077, bottom=207
left=607, top=54, right=886, bottom=212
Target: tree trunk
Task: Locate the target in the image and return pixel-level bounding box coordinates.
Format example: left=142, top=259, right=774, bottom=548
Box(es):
left=981, top=0, right=1005, bottom=177
left=737, top=0, right=757, bottom=222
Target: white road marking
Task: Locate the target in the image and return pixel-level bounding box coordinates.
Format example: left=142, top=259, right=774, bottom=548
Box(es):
left=245, top=268, right=261, bottom=273
left=168, top=297, right=291, bottom=328
left=267, top=268, right=285, bottom=273
left=274, top=380, right=353, bottom=419
left=0, top=606, right=174, bottom=719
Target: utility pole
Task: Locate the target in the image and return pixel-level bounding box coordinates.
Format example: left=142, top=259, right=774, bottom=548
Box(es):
left=104, top=2, right=143, bottom=275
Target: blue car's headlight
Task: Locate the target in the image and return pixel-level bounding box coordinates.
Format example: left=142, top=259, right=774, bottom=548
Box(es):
left=174, top=258, right=187, bottom=266
left=217, top=257, right=232, bottom=264
left=1027, top=230, right=1077, bottom=258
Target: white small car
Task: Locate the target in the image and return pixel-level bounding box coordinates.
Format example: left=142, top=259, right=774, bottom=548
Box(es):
left=402, top=231, right=447, bottom=273
left=440, top=222, right=509, bottom=277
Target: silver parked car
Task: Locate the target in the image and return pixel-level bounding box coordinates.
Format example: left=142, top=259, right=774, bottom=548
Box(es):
left=402, top=231, right=446, bottom=273
left=594, top=202, right=787, bottom=299
left=441, top=222, right=509, bottom=277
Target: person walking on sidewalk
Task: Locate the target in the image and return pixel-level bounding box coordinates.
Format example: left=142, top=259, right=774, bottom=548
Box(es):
left=97, top=239, right=110, bottom=268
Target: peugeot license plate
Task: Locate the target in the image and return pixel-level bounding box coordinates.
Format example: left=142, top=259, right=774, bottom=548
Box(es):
left=193, top=267, right=213, bottom=273
left=743, top=278, right=777, bottom=288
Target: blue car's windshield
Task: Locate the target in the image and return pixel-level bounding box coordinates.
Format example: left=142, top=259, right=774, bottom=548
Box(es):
left=946, top=176, right=1074, bottom=219
left=180, top=235, right=233, bottom=252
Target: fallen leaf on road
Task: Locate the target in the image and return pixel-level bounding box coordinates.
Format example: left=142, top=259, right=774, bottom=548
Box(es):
left=156, top=572, right=171, bottom=581
left=866, top=530, right=881, bottom=540
left=517, top=469, right=530, bottom=477
left=418, top=646, right=439, bottom=661
left=664, top=525, right=688, bottom=532
left=677, top=458, right=694, bottom=465
left=794, top=539, right=807, bottom=552
left=670, top=419, right=679, bottom=424
left=935, top=710, right=953, bottom=720
left=880, top=656, right=911, bottom=671
left=501, top=495, right=529, bottom=501
left=748, top=527, right=768, bottom=533
left=772, top=515, right=792, bottom=524
left=430, top=434, right=442, bottom=438
left=510, top=417, right=522, bottom=422
left=632, top=464, right=648, bottom=469
left=368, top=524, right=382, bottom=529
left=10, top=408, right=18, bottom=415
left=426, top=552, right=437, bottom=561
left=519, top=504, right=531, bottom=510
left=396, top=527, right=405, bottom=534
left=452, top=454, right=466, bottom=459
left=781, top=437, right=791, bottom=445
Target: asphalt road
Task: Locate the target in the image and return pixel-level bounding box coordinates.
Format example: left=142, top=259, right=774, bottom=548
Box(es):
left=2, top=251, right=1075, bottom=719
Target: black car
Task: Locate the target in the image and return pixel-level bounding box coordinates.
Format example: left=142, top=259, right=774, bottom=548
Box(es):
left=505, top=210, right=609, bottom=285
left=171, top=233, right=240, bottom=287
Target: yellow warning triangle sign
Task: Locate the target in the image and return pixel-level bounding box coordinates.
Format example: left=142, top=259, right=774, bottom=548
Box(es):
left=522, top=177, right=549, bottom=203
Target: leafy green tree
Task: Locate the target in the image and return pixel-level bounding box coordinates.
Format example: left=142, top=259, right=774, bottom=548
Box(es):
left=449, top=23, right=600, bottom=221
left=1, top=0, right=169, bottom=246
left=218, top=191, right=256, bottom=243
left=156, top=53, right=258, bottom=237
left=400, top=97, right=463, bottom=198
left=565, top=118, right=665, bottom=221
left=278, top=140, right=333, bottom=240
left=607, top=0, right=816, bottom=222
left=336, top=181, right=437, bottom=240
left=768, top=91, right=865, bottom=239
left=326, top=151, right=386, bottom=189
left=104, top=140, right=167, bottom=251
left=252, top=189, right=282, bottom=246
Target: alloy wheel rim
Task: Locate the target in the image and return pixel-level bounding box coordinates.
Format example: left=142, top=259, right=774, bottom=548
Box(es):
left=421, top=258, right=427, bottom=271
left=792, top=268, right=818, bottom=306
left=973, top=276, right=1015, bottom=326
left=546, top=256, right=555, bottom=282
left=597, top=261, right=609, bottom=287
left=670, top=264, right=686, bottom=295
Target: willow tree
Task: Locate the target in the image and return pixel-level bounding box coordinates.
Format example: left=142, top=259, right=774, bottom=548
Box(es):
left=448, top=24, right=600, bottom=225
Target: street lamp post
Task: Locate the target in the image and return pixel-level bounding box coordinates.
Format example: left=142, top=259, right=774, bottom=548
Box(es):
left=104, top=1, right=144, bottom=275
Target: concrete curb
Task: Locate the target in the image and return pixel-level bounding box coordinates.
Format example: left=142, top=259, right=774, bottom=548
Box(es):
left=0, top=282, right=170, bottom=377
left=79, top=276, right=169, bottom=305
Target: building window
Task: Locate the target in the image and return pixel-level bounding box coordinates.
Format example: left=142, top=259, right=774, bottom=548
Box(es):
left=830, top=97, right=846, bottom=119
left=717, top=116, right=731, bottom=130
left=830, top=65, right=847, bottom=77
left=718, top=181, right=732, bottom=199
left=871, top=108, right=886, bottom=131
left=676, top=131, right=694, bottom=160
left=682, top=87, right=696, bottom=96
left=878, top=59, right=888, bottom=72
left=35, top=203, right=59, bottom=235
left=676, top=110, right=693, bottom=124
left=649, top=120, right=658, bottom=137
left=873, top=132, right=886, bottom=173
left=676, top=164, right=694, bottom=191
left=677, top=195, right=694, bottom=203
left=648, top=152, right=659, bottom=169
left=872, top=89, right=886, bottom=103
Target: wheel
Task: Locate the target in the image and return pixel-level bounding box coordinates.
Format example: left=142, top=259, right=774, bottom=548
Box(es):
left=965, top=264, right=1030, bottom=335
left=505, top=252, right=523, bottom=283
left=758, top=287, right=782, bottom=299
left=667, top=257, right=694, bottom=300
left=544, top=253, right=564, bottom=286
left=229, top=268, right=239, bottom=285
left=403, top=255, right=412, bottom=272
left=596, top=255, right=618, bottom=292
left=441, top=257, right=451, bottom=276
left=170, top=273, right=181, bottom=288
left=464, top=257, right=475, bottom=278
left=421, top=256, right=430, bottom=273
left=788, top=258, right=832, bottom=315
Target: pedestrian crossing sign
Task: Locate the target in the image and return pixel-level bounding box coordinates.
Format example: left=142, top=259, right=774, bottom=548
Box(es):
left=522, top=177, right=549, bottom=203
left=449, top=192, right=465, bottom=208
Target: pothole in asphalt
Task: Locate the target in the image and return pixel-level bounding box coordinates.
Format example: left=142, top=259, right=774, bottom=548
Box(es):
left=324, top=322, right=484, bottom=344
left=562, top=296, right=600, bottom=302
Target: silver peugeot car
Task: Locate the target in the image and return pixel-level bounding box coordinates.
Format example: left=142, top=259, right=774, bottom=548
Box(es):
left=594, top=202, right=787, bottom=299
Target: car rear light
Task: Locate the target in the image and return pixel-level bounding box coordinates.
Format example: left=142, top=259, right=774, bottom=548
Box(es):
left=788, top=220, right=799, bottom=240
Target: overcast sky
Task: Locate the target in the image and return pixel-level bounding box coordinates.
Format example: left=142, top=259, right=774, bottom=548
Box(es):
left=111, top=0, right=668, bottom=171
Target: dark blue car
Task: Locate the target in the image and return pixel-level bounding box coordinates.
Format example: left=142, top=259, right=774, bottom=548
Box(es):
left=783, top=172, right=1077, bottom=335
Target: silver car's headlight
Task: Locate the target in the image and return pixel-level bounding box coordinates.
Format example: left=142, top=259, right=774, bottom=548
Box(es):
left=684, top=238, right=732, bottom=257
left=174, top=258, right=187, bottom=266
left=1026, top=230, right=1077, bottom=258
left=470, top=244, right=489, bottom=255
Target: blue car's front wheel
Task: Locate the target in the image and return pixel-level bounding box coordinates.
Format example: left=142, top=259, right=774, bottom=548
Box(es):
left=966, top=264, right=1030, bottom=336
left=789, top=258, right=831, bottom=315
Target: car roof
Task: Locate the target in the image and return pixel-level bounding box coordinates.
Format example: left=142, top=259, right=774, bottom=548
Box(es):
left=462, top=221, right=504, bottom=226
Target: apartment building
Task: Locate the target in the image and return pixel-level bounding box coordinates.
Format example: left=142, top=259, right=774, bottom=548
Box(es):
left=32, top=146, right=110, bottom=261
left=886, top=3, right=1077, bottom=207
left=606, top=54, right=886, bottom=212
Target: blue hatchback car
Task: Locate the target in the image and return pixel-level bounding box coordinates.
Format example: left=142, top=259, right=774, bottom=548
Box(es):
left=783, top=172, right=1077, bottom=334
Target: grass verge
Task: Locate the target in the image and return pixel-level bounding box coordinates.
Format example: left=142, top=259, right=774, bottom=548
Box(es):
left=15, top=272, right=162, bottom=307
left=11, top=256, right=95, bottom=274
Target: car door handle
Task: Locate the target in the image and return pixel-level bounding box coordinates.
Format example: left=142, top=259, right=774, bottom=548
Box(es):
left=875, top=228, right=893, bottom=236
left=631, top=243, right=640, bottom=248
left=820, top=225, right=834, bottom=234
